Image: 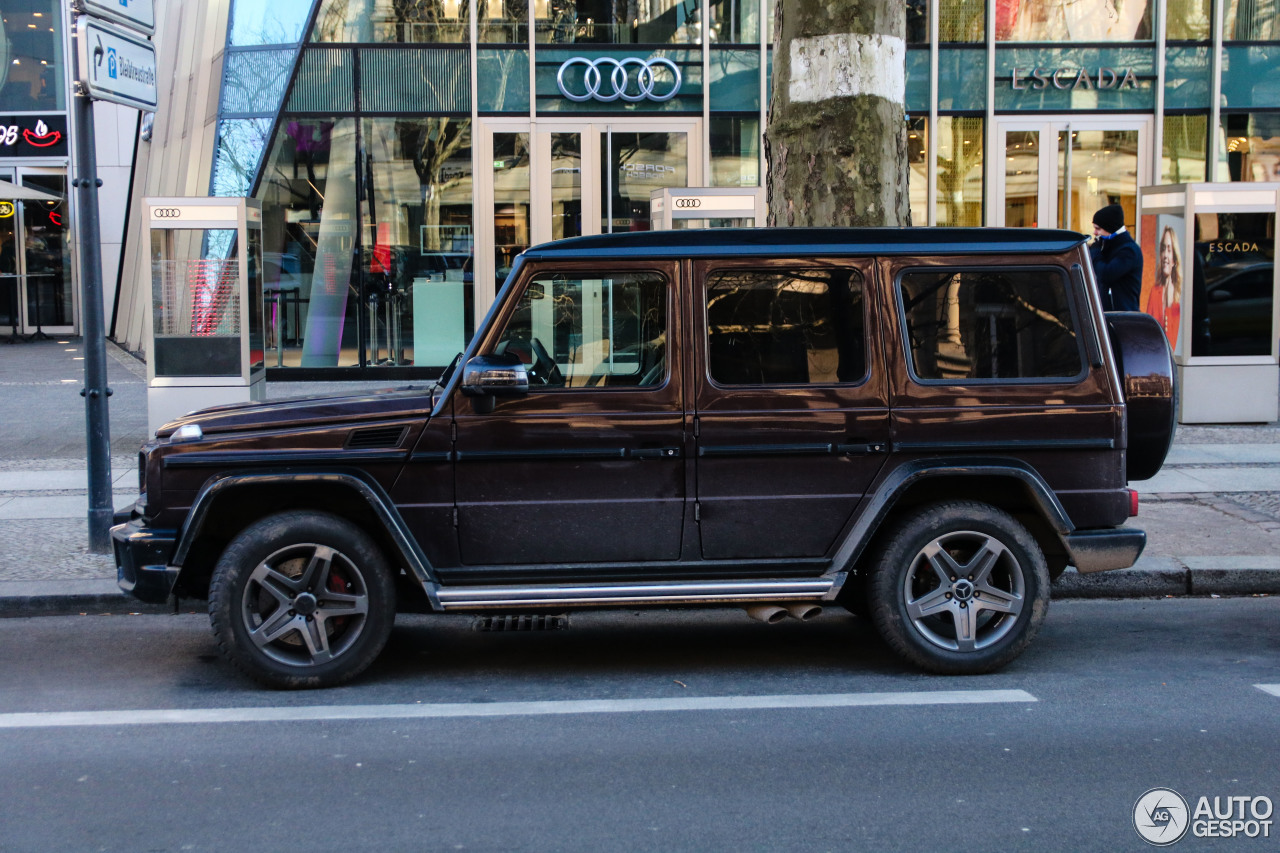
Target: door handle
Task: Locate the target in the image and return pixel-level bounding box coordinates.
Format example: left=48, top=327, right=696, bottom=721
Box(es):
left=836, top=442, right=889, bottom=455
left=631, top=447, right=682, bottom=459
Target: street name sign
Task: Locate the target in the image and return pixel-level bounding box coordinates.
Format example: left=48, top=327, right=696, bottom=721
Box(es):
left=78, top=0, right=155, bottom=36
left=75, top=18, right=157, bottom=111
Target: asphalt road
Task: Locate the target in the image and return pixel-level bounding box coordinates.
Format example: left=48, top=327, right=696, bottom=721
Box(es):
left=1, top=599, right=1278, bottom=852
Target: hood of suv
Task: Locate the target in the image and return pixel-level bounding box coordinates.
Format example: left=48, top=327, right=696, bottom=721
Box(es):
left=154, top=386, right=440, bottom=438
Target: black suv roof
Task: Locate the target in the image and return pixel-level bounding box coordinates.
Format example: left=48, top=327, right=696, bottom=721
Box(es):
left=522, top=227, right=1089, bottom=261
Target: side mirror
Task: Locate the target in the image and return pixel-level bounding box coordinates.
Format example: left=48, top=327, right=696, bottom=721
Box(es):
left=461, top=353, right=529, bottom=397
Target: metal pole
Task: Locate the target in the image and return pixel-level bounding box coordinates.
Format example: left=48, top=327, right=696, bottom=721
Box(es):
left=73, top=85, right=114, bottom=553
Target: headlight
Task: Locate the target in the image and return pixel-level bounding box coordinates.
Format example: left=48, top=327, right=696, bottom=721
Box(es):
left=171, top=423, right=203, bottom=444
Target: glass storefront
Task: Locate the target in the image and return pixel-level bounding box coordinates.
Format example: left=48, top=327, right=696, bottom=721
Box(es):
left=194, top=0, right=1279, bottom=375
left=0, top=0, right=64, bottom=112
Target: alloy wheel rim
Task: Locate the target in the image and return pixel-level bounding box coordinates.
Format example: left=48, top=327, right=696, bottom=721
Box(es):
left=901, top=529, right=1026, bottom=653
left=240, top=543, right=371, bottom=667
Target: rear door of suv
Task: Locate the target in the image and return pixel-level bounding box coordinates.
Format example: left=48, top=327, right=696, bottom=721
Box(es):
left=691, top=258, right=891, bottom=562
left=884, top=254, right=1126, bottom=528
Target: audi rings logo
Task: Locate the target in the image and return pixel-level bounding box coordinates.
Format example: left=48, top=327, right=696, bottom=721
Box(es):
left=152, top=208, right=182, bottom=219
left=556, top=57, right=682, bottom=103
left=674, top=198, right=701, bottom=209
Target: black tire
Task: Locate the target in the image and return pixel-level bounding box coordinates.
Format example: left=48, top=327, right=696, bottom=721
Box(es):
left=209, top=511, right=396, bottom=689
left=868, top=501, right=1050, bottom=675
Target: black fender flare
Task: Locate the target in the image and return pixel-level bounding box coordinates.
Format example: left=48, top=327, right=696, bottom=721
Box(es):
left=171, top=469, right=439, bottom=605
left=825, top=458, right=1076, bottom=597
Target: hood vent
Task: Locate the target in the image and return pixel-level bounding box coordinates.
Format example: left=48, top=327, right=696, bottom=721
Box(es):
left=345, top=425, right=408, bottom=450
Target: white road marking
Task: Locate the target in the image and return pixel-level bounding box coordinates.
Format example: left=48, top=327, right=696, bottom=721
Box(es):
left=1255, top=684, right=1280, bottom=698
left=0, top=689, right=1036, bottom=730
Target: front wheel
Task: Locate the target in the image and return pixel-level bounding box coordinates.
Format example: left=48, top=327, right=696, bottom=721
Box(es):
left=209, top=511, right=396, bottom=689
left=868, top=501, right=1050, bottom=675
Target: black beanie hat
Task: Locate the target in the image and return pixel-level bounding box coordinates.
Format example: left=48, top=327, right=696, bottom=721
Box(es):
left=1093, top=204, right=1125, bottom=234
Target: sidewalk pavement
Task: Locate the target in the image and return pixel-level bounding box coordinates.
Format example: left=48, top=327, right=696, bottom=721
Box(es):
left=2, top=338, right=1279, bottom=615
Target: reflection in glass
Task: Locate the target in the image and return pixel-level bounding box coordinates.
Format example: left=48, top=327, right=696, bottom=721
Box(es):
left=1166, top=0, right=1211, bottom=40
left=211, top=119, right=275, bottom=197
left=229, top=0, right=313, bottom=46
left=257, top=118, right=360, bottom=368
left=363, top=117, right=474, bottom=368
left=710, top=117, right=759, bottom=188
left=21, top=174, right=69, bottom=329
left=150, top=228, right=245, bottom=377
left=220, top=50, right=297, bottom=117
left=936, top=117, right=983, bottom=227
left=535, top=0, right=700, bottom=43
left=907, top=117, right=928, bottom=224
left=899, top=269, right=1083, bottom=380
left=1059, top=129, right=1139, bottom=234
left=0, top=0, right=64, bottom=111
left=1005, top=130, right=1039, bottom=228
left=1225, top=0, right=1278, bottom=40
left=494, top=133, right=531, bottom=286
left=1198, top=212, right=1275, bottom=357
left=496, top=271, right=668, bottom=388
left=312, top=0, right=487, bottom=42
left=602, top=132, right=687, bottom=233
left=907, top=0, right=928, bottom=43
left=550, top=133, right=582, bottom=239
left=1223, top=113, right=1280, bottom=183
left=1163, top=115, right=1207, bottom=183
left=709, top=0, right=762, bottom=43
left=940, top=0, right=984, bottom=41
left=995, top=0, right=1150, bottom=41
left=706, top=269, right=866, bottom=385
left=0, top=212, right=16, bottom=330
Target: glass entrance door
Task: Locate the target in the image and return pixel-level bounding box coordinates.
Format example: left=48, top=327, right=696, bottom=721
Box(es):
left=0, top=166, right=72, bottom=336
left=476, top=119, right=701, bottom=313
left=995, top=117, right=1151, bottom=235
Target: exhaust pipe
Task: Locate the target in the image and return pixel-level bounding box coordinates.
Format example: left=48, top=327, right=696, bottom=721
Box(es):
left=745, top=605, right=788, bottom=624
left=784, top=603, right=823, bottom=622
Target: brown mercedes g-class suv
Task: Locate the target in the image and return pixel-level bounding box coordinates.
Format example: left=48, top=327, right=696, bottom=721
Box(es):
left=114, top=228, right=1176, bottom=688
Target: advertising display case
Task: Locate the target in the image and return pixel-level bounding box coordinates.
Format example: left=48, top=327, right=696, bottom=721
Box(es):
left=649, top=187, right=765, bottom=230
left=145, top=197, right=265, bottom=434
left=1138, top=183, right=1279, bottom=423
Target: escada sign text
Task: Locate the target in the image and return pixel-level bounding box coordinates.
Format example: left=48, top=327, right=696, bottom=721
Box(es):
left=1010, top=67, right=1138, bottom=91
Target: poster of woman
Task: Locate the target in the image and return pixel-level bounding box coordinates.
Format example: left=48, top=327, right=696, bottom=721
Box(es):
left=1142, top=215, right=1185, bottom=351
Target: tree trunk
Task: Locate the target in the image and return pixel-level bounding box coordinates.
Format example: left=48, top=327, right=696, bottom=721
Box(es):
left=765, top=1, right=909, bottom=227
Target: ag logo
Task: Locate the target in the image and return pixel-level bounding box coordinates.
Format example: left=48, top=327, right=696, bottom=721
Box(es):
left=1134, top=788, right=1190, bottom=846
left=0, top=201, right=13, bottom=218
left=152, top=208, right=182, bottom=219
left=674, top=198, right=701, bottom=209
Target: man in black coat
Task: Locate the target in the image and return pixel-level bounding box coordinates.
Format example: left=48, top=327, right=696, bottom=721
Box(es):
left=1088, top=203, right=1142, bottom=312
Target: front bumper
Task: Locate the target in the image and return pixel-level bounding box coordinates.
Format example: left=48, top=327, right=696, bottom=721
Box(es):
left=111, top=519, right=179, bottom=604
left=1066, top=527, right=1147, bottom=574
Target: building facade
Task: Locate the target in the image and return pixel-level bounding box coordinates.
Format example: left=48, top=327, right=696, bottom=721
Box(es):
left=0, top=0, right=134, bottom=341
left=113, top=0, right=1278, bottom=377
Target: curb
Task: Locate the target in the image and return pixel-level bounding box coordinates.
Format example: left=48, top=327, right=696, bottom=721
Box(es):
left=0, top=580, right=174, bottom=617
left=1052, top=557, right=1280, bottom=599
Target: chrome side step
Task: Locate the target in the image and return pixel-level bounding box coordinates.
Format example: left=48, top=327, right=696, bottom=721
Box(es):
left=436, top=578, right=835, bottom=610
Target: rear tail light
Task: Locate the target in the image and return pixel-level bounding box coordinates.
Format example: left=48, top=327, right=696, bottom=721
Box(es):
left=1127, top=488, right=1139, bottom=517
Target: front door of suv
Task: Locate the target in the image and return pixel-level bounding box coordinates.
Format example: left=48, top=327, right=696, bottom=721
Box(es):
left=692, top=260, right=891, bottom=561
left=451, top=262, right=684, bottom=574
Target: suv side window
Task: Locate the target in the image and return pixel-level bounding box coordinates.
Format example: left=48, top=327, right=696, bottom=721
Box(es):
left=898, top=267, right=1083, bottom=382
left=705, top=268, right=866, bottom=385
left=494, top=271, right=668, bottom=388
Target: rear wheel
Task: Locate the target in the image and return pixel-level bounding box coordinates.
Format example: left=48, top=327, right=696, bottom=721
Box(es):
left=868, top=501, right=1050, bottom=674
left=209, top=511, right=395, bottom=689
